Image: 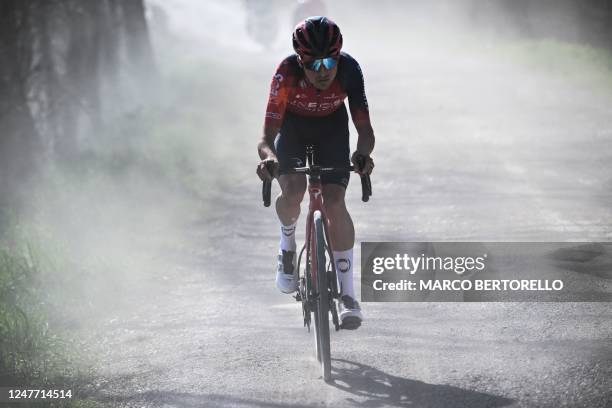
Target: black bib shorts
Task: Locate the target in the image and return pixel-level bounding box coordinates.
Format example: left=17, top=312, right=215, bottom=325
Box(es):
left=274, top=105, right=351, bottom=188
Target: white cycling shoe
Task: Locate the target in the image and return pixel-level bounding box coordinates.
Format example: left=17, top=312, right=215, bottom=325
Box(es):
left=276, top=249, right=297, bottom=294
left=338, top=295, right=363, bottom=330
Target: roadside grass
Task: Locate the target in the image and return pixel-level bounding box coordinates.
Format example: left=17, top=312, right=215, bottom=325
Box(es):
left=0, top=222, right=99, bottom=407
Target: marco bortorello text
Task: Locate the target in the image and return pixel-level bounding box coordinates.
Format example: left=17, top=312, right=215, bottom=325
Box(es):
left=360, top=242, right=612, bottom=302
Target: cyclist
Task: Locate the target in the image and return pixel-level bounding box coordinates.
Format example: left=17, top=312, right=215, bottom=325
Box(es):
left=256, top=16, right=375, bottom=329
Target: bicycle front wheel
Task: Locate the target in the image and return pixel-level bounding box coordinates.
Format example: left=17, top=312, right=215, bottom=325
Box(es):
left=313, top=210, right=331, bottom=381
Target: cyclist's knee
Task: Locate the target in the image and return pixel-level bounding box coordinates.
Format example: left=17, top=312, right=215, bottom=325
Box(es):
left=283, top=189, right=305, bottom=206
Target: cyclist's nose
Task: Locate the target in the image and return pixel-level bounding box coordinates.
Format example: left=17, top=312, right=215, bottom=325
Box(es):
left=317, top=66, right=330, bottom=76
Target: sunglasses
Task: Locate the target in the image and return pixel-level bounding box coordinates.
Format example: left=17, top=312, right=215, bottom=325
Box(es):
left=302, top=56, right=338, bottom=71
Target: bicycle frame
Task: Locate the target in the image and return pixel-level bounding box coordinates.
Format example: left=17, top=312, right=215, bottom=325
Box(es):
left=302, top=148, right=341, bottom=307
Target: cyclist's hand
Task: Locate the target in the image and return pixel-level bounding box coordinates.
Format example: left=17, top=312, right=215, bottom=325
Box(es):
left=351, top=152, right=374, bottom=176
left=256, top=158, right=279, bottom=181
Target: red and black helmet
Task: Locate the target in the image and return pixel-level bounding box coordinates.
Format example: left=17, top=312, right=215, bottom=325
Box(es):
left=292, top=16, right=343, bottom=58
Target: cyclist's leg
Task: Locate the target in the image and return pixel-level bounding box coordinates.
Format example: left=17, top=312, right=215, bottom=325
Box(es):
left=273, top=175, right=306, bottom=293
left=276, top=174, right=306, bottom=235
left=321, top=184, right=354, bottom=251
left=316, top=105, right=352, bottom=254
left=322, top=184, right=355, bottom=297
left=322, top=183, right=362, bottom=327
left=275, top=111, right=308, bottom=247
left=316, top=105, right=353, bottom=287
left=316, top=106, right=362, bottom=326
left=273, top=114, right=307, bottom=293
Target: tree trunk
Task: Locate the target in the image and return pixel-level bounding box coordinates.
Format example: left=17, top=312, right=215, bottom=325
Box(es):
left=121, top=0, right=157, bottom=82
left=0, top=0, right=41, bottom=217
left=56, top=0, right=103, bottom=160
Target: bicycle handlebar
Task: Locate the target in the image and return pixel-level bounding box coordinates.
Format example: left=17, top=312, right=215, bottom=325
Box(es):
left=279, top=165, right=354, bottom=174
left=261, top=164, right=372, bottom=206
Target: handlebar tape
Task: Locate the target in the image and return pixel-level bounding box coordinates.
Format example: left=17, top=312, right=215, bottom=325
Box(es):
left=262, top=162, right=274, bottom=207
left=361, top=174, right=372, bottom=202
left=355, top=155, right=372, bottom=202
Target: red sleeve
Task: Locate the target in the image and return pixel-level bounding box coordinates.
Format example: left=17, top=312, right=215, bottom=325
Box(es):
left=264, top=61, right=292, bottom=130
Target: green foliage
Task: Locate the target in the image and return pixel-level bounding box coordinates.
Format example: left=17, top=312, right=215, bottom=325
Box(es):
left=0, top=223, right=100, bottom=407
left=0, top=257, right=54, bottom=379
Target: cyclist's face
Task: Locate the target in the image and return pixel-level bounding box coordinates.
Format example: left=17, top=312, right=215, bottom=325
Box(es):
left=301, top=57, right=338, bottom=90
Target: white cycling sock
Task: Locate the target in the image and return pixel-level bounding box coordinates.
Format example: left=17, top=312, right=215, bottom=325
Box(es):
left=279, top=221, right=297, bottom=252
left=334, top=248, right=354, bottom=298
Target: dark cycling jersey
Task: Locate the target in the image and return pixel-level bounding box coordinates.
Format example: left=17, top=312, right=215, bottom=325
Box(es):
left=264, top=52, right=371, bottom=131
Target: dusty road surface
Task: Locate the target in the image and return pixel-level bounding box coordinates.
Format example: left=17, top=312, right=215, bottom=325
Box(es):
left=75, top=4, right=611, bottom=408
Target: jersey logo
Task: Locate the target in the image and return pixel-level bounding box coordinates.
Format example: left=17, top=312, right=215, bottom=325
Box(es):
left=265, top=112, right=281, bottom=119
left=336, top=258, right=351, bottom=273
left=270, top=73, right=284, bottom=96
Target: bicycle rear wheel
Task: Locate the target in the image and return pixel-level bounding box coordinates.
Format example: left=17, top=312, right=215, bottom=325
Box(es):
left=312, top=210, right=331, bottom=381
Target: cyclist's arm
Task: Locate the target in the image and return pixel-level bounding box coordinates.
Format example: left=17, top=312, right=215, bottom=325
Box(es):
left=258, top=60, right=295, bottom=181
left=259, top=59, right=291, bottom=161
left=355, top=122, right=375, bottom=156
left=258, top=126, right=280, bottom=160
left=257, top=126, right=281, bottom=181
left=344, top=56, right=375, bottom=157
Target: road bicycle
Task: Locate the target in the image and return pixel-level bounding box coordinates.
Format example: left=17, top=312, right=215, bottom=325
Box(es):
left=262, top=145, right=371, bottom=382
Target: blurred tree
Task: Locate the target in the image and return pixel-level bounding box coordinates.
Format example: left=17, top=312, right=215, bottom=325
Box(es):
left=500, top=0, right=534, bottom=38
left=122, top=0, right=157, bottom=81
left=0, top=0, right=41, bottom=219
left=54, top=0, right=103, bottom=160
left=0, top=0, right=157, bottom=220
left=577, top=0, right=612, bottom=47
